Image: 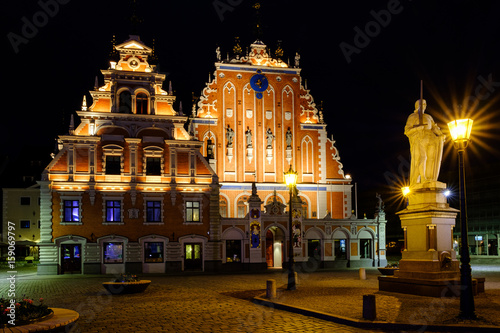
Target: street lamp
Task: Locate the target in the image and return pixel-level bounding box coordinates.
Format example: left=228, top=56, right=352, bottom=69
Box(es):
left=284, top=165, right=298, bottom=291
left=447, top=118, right=475, bottom=319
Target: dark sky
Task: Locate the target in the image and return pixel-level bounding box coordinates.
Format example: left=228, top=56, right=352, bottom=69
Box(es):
left=3, top=0, right=500, bottom=229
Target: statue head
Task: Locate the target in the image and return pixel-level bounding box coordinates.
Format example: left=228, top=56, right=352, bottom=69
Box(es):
left=414, top=99, right=427, bottom=113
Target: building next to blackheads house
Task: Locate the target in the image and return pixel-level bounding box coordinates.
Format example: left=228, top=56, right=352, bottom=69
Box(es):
left=37, top=35, right=387, bottom=275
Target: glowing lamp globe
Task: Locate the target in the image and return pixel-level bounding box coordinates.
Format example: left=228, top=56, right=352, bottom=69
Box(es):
left=402, top=186, right=410, bottom=197
left=284, top=165, right=298, bottom=187
left=447, top=119, right=473, bottom=143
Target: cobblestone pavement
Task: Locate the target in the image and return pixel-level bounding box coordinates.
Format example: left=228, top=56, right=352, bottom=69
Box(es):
left=1, top=268, right=382, bottom=333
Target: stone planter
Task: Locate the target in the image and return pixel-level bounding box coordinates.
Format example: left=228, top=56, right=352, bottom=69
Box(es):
left=0, top=308, right=79, bottom=333
left=102, top=280, right=151, bottom=295
left=378, top=267, right=399, bottom=275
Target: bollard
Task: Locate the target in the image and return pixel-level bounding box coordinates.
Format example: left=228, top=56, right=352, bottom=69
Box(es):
left=294, top=272, right=299, bottom=285
left=359, top=267, right=366, bottom=280
left=266, top=279, right=276, bottom=299
left=362, top=294, right=376, bottom=320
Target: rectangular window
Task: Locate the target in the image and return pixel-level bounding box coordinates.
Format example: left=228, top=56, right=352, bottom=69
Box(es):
left=20, top=220, right=30, bottom=229
left=106, top=200, right=121, bottom=222
left=146, top=157, right=161, bottom=176
left=226, top=240, right=241, bottom=263
left=106, top=156, right=121, bottom=175
left=186, top=201, right=200, bottom=222
left=103, top=242, right=123, bottom=263
left=20, top=197, right=31, bottom=205
left=63, top=200, right=80, bottom=222
left=334, top=239, right=347, bottom=260
left=360, top=239, right=372, bottom=259
left=144, top=242, right=164, bottom=263
left=146, top=201, right=161, bottom=222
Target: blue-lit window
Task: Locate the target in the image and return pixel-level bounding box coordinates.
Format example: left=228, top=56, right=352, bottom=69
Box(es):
left=64, top=200, right=80, bottom=222
left=103, top=242, right=123, bottom=263
left=144, top=242, right=163, bottom=263
left=185, top=201, right=200, bottom=222
left=20, top=220, right=30, bottom=229
left=146, top=201, right=161, bottom=222
left=106, top=200, right=121, bottom=222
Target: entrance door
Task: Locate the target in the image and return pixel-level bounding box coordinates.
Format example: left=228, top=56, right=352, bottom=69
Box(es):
left=266, top=230, right=274, bottom=267
left=184, top=243, right=202, bottom=270
left=61, top=244, right=81, bottom=274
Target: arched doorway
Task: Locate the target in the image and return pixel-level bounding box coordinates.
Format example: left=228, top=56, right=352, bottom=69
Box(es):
left=265, top=226, right=284, bottom=268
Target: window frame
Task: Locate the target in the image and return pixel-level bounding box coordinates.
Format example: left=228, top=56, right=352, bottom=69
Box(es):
left=59, top=195, right=83, bottom=225
left=143, top=196, right=164, bottom=225
left=144, top=241, right=164, bottom=263
left=143, top=146, right=164, bottom=176
left=101, top=145, right=124, bottom=176
left=103, top=242, right=124, bottom=263
left=182, top=195, right=203, bottom=225
left=20, top=220, right=31, bottom=229
left=102, top=195, right=124, bottom=225
left=20, top=196, right=31, bottom=206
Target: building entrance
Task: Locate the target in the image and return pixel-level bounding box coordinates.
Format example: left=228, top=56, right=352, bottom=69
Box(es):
left=61, top=244, right=81, bottom=274
left=184, top=243, right=202, bottom=270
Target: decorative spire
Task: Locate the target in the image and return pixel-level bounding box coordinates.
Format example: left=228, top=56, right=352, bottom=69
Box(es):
left=128, top=0, right=143, bottom=35
left=109, top=35, right=119, bottom=64
left=275, top=40, right=283, bottom=59
left=168, top=81, right=173, bottom=95
left=149, top=38, right=158, bottom=65
left=81, top=95, right=87, bottom=111
left=179, top=101, right=184, bottom=115
left=233, top=37, right=242, bottom=59
left=252, top=2, right=263, bottom=40
left=94, top=76, right=99, bottom=90
left=319, top=101, right=324, bottom=124
left=69, top=114, right=75, bottom=135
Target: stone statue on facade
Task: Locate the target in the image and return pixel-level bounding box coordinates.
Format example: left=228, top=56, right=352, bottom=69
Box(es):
left=245, top=127, right=252, bottom=148
left=404, top=99, right=445, bottom=186
left=285, top=127, right=292, bottom=148
left=226, top=125, right=234, bottom=147
left=266, top=128, right=274, bottom=148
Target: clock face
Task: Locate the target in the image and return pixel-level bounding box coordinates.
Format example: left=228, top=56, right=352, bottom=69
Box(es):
left=128, top=57, right=140, bottom=69
left=250, top=72, right=268, bottom=93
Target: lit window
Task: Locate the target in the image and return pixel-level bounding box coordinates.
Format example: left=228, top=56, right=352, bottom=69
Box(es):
left=219, top=197, right=227, bottom=218
left=146, top=201, right=161, bottom=222
left=360, top=239, right=372, bottom=259
left=237, top=196, right=248, bottom=218
left=106, top=200, right=121, bottom=222
left=103, top=242, right=123, bottom=263
left=106, top=156, right=121, bottom=175
left=226, top=240, right=241, bottom=263
left=64, top=200, right=80, bottom=222
left=186, top=201, right=200, bottom=222
left=20, top=220, right=30, bottom=229
left=144, top=242, right=163, bottom=263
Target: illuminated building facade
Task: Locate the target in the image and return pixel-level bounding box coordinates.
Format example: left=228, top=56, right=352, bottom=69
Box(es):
left=37, top=36, right=387, bottom=274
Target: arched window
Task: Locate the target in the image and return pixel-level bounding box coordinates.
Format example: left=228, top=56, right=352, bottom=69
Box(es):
left=118, top=91, right=132, bottom=113
left=219, top=197, right=228, bottom=218
left=237, top=196, right=248, bottom=218
left=136, top=93, right=148, bottom=115
left=301, top=198, right=308, bottom=218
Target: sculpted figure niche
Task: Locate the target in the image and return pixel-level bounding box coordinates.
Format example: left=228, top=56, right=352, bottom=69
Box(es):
left=404, top=100, right=446, bottom=186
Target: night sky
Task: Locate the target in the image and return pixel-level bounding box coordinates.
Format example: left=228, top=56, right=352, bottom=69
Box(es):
left=3, top=0, right=500, bottom=234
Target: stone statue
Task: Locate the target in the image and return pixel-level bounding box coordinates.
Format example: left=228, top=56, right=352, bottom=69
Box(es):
left=266, top=128, right=274, bottom=148
left=404, top=99, right=445, bottom=186
left=245, top=127, right=252, bottom=147
left=226, top=125, right=234, bottom=147
left=294, top=52, right=300, bottom=68
left=285, top=127, right=292, bottom=148
left=216, top=46, right=221, bottom=62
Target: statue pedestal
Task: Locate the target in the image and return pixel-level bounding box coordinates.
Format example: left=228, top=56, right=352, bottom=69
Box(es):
left=379, top=181, right=462, bottom=297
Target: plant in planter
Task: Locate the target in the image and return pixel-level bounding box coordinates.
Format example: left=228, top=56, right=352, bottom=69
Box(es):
left=1, top=297, right=52, bottom=327
left=378, top=263, right=399, bottom=275
left=102, top=274, right=151, bottom=295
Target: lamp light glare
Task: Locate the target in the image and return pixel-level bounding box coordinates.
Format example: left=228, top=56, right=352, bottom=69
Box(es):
left=402, top=186, right=410, bottom=197
left=284, top=165, right=298, bottom=187
left=447, top=119, right=473, bottom=142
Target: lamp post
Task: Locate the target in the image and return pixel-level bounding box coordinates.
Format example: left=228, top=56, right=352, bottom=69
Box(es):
left=284, top=165, right=298, bottom=291
left=447, top=118, right=475, bottom=319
